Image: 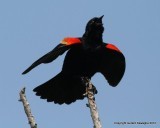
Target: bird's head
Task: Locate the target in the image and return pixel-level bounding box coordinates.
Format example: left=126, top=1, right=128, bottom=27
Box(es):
left=85, top=15, right=104, bottom=35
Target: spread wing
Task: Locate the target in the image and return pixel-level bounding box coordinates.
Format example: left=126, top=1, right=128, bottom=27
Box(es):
left=22, top=37, right=81, bottom=74
left=100, top=43, right=126, bottom=87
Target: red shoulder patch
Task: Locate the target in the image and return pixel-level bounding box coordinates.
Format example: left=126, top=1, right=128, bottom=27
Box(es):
left=61, top=37, right=81, bottom=45
left=106, top=44, right=121, bottom=53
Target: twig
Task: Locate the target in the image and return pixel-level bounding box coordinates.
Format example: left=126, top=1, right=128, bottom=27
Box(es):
left=84, top=78, right=102, bottom=128
left=19, top=87, right=37, bottom=128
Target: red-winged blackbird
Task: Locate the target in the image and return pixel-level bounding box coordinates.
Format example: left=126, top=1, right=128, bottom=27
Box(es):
left=22, top=15, right=125, bottom=105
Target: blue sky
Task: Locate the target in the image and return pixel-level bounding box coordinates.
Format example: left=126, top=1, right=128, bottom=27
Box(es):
left=0, top=0, right=160, bottom=128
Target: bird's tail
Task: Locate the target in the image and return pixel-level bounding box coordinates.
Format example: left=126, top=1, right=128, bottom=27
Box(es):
left=33, top=72, right=87, bottom=105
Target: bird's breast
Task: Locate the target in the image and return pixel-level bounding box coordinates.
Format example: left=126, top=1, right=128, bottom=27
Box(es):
left=62, top=46, right=102, bottom=77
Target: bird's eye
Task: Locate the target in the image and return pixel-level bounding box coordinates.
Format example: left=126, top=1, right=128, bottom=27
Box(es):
left=91, top=20, right=95, bottom=23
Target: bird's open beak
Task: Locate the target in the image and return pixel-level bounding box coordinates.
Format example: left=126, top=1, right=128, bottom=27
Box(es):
left=99, top=15, right=104, bottom=20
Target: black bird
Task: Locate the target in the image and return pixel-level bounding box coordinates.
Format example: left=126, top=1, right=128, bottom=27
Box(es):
left=22, top=15, right=125, bottom=105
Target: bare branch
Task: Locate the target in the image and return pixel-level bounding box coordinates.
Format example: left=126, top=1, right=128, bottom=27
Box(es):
left=19, top=87, right=37, bottom=128
left=84, top=78, right=102, bottom=128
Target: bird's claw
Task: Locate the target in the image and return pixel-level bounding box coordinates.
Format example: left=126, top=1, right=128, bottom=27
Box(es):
left=81, top=77, right=98, bottom=96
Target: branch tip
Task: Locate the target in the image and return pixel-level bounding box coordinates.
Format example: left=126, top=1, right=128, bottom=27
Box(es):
left=19, top=87, right=37, bottom=128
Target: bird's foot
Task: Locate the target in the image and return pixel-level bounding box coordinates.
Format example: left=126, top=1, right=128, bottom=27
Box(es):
left=82, top=77, right=98, bottom=96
